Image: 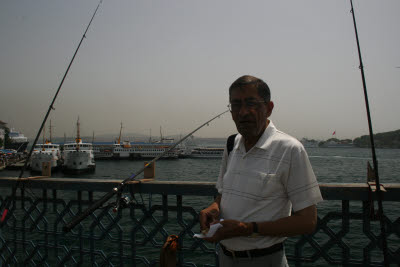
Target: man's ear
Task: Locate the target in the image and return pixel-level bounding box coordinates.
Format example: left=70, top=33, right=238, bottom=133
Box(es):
left=266, top=101, right=274, bottom=117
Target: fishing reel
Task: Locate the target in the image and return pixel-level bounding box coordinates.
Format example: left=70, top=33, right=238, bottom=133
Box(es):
left=112, top=196, right=134, bottom=213
left=111, top=187, right=135, bottom=213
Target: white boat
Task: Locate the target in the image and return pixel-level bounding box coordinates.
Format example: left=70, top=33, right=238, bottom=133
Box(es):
left=112, top=142, right=179, bottom=159
left=111, top=123, right=179, bottom=159
left=93, top=144, right=113, bottom=159
left=189, top=147, right=224, bottom=158
left=30, top=142, right=61, bottom=172
left=30, top=121, right=62, bottom=172
left=112, top=141, right=134, bottom=159
left=62, top=118, right=95, bottom=173
left=111, top=123, right=136, bottom=159
left=132, top=143, right=179, bottom=159
left=6, top=129, right=29, bottom=152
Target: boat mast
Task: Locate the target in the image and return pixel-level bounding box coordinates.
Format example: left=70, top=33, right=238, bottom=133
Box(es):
left=149, top=129, right=152, bottom=143
left=117, top=122, right=123, bottom=144
left=76, top=117, right=81, bottom=150
left=42, top=123, right=46, bottom=151
left=49, top=120, right=53, bottom=143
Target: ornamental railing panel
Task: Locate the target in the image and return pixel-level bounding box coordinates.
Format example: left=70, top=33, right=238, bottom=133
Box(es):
left=0, top=178, right=399, bottom=266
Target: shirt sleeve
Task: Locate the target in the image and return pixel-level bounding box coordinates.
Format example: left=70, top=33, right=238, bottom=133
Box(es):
left=285, top=144, right=323, bottom=212
left=216, top=147, right=228, bottom=194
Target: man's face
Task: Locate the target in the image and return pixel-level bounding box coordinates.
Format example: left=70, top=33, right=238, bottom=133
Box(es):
left=229, top=85, right=272, bottom=140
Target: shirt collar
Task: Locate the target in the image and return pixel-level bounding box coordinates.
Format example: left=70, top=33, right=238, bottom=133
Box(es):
left=236, top=120, right=276, bottom=152
left=255, top=120, right=276, bottom=150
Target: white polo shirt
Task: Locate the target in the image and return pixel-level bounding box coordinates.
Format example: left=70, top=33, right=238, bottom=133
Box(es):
left=216, top=121, right=323, bottom=251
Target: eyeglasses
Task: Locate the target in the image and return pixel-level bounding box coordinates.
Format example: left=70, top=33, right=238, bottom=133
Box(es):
left=227, top=100, right=266, bottom=112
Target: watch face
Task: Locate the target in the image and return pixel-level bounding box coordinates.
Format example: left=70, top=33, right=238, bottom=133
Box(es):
left=252, top=222, right=258, bottom=233
left=250, top=232, right=260, bottom=238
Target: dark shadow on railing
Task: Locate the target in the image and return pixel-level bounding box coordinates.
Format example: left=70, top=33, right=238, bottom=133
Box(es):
left=0, top=177, right=399, bottom=266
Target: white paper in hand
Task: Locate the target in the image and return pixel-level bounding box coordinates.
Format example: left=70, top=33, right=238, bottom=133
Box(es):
left=194, top=219, right=224, bottom=238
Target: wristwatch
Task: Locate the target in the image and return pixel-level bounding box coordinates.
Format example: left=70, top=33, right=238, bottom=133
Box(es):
left=250, top=222, right=259, bottom=237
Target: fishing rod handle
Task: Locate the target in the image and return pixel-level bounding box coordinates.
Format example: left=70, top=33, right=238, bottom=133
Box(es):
left=63, top=189, right=116, bottom=233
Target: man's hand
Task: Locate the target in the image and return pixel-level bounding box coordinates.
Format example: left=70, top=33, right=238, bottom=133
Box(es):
left=199, top=204, right=220, bottom=232
left=203, top=219, right=251, bottom=243
left=199, top=195, right=221, bottom=232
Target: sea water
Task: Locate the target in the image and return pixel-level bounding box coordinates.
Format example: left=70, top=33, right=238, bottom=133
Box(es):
left=2, top=147, right=399, bottom=184
left=1, top=147, right=399, bottom=266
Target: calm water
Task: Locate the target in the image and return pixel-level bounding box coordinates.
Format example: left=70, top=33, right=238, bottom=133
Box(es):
left=2, top=147, right=399, bottom=184
left=1, top=147, right=399, bottom=266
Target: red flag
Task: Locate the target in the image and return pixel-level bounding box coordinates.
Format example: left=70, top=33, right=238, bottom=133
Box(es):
left=332, top=131, right=336, bottom=135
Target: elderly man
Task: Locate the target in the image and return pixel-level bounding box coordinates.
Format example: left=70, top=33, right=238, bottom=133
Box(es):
left=199, top=75, right=323, bottom=266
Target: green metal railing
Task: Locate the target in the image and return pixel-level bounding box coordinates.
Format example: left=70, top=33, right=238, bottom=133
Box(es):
left=0, top=177, right=399, bottom=266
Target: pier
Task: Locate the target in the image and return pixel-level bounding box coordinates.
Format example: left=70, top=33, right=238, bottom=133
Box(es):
left=0, top=177, right=399, bottom=266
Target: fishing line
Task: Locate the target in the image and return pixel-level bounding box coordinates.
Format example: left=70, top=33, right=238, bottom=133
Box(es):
left=349, top=0, right=389, bottom=265
left=63, top=110, right=229, bottom=232
left=0, top=0, right=103, bottom=226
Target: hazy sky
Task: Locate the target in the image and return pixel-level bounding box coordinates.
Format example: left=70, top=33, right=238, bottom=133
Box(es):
left=1, top=0, right=399, bottom=141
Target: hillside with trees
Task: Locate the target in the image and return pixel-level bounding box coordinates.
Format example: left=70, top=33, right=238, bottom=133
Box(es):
left=353, top=129, right=400, bottom=148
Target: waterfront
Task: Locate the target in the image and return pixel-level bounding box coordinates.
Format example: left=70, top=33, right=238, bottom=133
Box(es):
left=1, top=147, right=399, bottom=184
left=1, top=147, right=399, bottom=266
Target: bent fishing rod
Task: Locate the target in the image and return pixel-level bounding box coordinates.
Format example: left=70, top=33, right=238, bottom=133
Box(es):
left=349, top=0, right=389, bottom=265
left=63, top=110, right=229, bottom=233
left=0, top=0, right=103, bottom=225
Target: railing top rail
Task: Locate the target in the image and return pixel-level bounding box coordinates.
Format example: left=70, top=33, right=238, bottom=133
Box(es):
left=0, top=177, right=399, bottom=201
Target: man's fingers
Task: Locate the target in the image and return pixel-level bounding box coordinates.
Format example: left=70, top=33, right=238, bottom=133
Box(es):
left=199, top=213, right=212, bottom=230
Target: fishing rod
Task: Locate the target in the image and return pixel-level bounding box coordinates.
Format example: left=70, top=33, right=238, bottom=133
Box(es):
left=63, top=110, right=229, bottom=233
left=0, top=0, right=103, bottom=226
left=349, top=0, right=389, bottom=265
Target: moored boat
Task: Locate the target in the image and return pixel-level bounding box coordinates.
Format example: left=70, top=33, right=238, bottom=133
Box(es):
left=93, top=143, right=113, bottom=159
left=6, top=129, right=29, bottom=152
left=188, top=147, right=224, bottom=158
left=62, top=118, right=95, bottom=173
left=30, top=121, right=62, bottom=172
left=131, top=142, right=180, bottom=159
left=110, top=123, right=179, bottom=159
left=30, top=142, right=61, bottom=172
left=112, top=142, right=180, bottom=159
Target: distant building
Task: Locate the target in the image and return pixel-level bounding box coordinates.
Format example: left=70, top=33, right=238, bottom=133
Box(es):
left=300, top=138, right=319, bottom=148
left=0, top=120, right=8, bottom=149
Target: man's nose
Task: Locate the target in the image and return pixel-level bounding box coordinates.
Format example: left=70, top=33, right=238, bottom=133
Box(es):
left=238, top=104, right=250, bottom=116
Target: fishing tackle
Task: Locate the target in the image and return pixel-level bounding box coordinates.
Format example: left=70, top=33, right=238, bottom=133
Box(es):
left=0, top=0, right=103, bottom=226
left=349, top=0, right=389, bottom=265
left=63, top=110, right=229, bottom=232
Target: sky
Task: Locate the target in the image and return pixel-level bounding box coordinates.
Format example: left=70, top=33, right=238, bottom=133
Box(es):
left=0, top=0, right=399, bottom=141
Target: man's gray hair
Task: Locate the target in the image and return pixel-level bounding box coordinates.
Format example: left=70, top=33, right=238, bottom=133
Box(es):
left=229, top=75, right=271, bottom=103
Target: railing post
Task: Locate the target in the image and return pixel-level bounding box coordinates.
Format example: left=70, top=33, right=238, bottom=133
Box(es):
left=177, top=195, right=183, bottom=266
left=342, top=200, right=350, bottom=266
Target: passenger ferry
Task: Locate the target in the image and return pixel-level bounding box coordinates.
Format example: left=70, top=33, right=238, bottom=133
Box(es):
left=189, top=147, right=224, bottom=158
left=112, top=141, right=179, bottom=159
left=6, top=129, right=29, bottom=152
left=112, top=140, right=134, bottom=159
left=132, top=142, right=180, bottom=159
left=93, top=144, right=113, bottom=159
left=62, top=119, right=95, bottom=173
left=30, top=141, right=61, bottom=172
left=30, top=121, right=62, bottom=172
left=111, top=124, right=179, bottom=159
